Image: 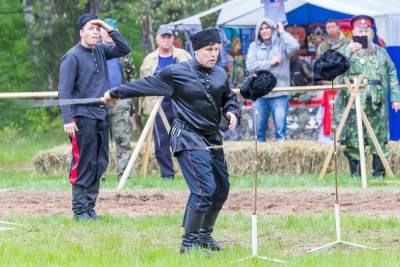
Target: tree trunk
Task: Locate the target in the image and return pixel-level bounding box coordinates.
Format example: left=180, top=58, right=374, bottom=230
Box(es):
left=140, top=0, right=155, bottom=54
left=89, top=0, right=102, bottom=14
left=22, top=0, right=36, bottom=64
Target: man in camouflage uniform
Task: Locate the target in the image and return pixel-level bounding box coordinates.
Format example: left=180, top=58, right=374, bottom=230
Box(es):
left=315, top=19, right=350, bottom=143
left=336, top=15, right=400, bottom=177
left=316, top=19, right=349, bottom=58
left=101, top=18, right=136, bottom=180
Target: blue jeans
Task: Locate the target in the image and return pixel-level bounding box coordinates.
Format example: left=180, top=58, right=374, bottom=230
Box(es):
left=253, top=95, right=289, bottom=141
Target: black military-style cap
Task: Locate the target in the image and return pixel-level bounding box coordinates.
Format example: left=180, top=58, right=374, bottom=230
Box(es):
left=351, top=15, right=375, bottom=29
left=77, top=13, right=98, bottom=30
left=313, top=49, right=350, bottom=81
left=190, top=28, right=221, bottom=50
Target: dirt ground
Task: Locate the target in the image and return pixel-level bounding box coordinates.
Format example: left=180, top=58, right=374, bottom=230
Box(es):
left=1, top=188, right=399, bottom=218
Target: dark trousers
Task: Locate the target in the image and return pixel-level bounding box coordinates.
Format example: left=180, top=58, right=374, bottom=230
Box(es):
left=153, top=98, right=175, bottom=178
left=69, top=116, right=109, bottom=214
left=177, top=149, right=230, bottom=214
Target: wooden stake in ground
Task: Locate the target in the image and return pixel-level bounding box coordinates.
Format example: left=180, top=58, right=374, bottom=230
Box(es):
left=139, top=100, right=172, bottom=178
left=354, top=79, right=368, bottom=188
left=117, top=97, right=163, bottom=190
left=140, top=122, right=154, bottom=178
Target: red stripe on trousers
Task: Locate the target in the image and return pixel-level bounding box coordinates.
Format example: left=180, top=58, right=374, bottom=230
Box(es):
left=70, top=134, right=80, bottom=184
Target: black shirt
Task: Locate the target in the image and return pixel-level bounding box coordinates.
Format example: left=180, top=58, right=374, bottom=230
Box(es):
left=58, top=30, right=131, bottom=124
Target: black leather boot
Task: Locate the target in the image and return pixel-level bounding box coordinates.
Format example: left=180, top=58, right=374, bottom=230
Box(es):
left=198, top=209, right=222, bottom=251
left=344, top=151, right=361, bottom=177
left=372, top=154, right=385, bottom=178
left=180, top=208, right=205, bottom=254
left=86, top=180, right=100, bottom=220
left=72, top=184, right=91, bottom=221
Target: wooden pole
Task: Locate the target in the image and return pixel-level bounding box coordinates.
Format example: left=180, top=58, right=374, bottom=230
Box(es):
left=360, top=109, right=394, bottom=177
left=231, top=84, right=357, bottom=94
left=140, top=121, right=154, bottom=178
left=117, top=97, right=163, bottom=190
left=353, top=80, right=368, bottom=188
left=140, top=98, right=171, bottom=178
left=0, top=91, right=58, bottom=99
left=0, top=84, right=361, bottom=100
left=159, top=106, right=171, bottom=132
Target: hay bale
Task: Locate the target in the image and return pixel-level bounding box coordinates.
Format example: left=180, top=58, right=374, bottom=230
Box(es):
left=33, top=141, right=400, bottom=176
left=33, top=142, right=179, bottom=177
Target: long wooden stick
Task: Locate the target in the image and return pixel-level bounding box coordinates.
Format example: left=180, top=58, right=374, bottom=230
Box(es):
left=159, top=106, right=171, bottom=133
left=231, top=84, right=361, bottom=94
left=140, top=122, right=154, bottom=178
left=0, top=84, right=362, bottom=100
left=360, top=109, right=394, bottom=177
left=117, top=97, right=163, bottom=190
left=0, top=91, right=58, bottom=99
left=354, top=80, right=368, bottom=188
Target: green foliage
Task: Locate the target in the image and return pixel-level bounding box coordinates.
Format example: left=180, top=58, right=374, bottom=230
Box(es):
left=0, top=130, right=65, bottom=166
left=24, top=107, right=63, bottom=134
left=0, top=123, right=22, bottom=142
left=0, top=0, right=227, bottom=133
left=0, top=0, right=33, bottom=91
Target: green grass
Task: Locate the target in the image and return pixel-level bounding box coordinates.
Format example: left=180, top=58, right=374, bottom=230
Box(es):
left=1, top=169, right=399, bottom=191
left=1, top=134, right=400, bottom=266
left=0, top=132, right=66, bottom=166
left=0, top=213, right=399, bottom=266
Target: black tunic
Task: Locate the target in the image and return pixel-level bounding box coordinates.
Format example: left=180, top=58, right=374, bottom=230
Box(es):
left=110, top=59, right=239, bottom=153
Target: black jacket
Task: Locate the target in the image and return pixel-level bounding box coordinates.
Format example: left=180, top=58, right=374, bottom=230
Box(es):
left=110, top=59, right=239, bottom=153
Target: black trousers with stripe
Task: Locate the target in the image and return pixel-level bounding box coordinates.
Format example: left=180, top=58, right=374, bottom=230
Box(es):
left=69, top=116, right=109, bottom=214
left=177, top=149, right=230, bottom=214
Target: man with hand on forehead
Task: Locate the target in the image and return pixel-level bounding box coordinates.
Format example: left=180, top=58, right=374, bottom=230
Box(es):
left=103, top=28, right=239, bottom=253
left=336, top=15, right=400, bottom=178
left=58, top=13, right=130, bottom=220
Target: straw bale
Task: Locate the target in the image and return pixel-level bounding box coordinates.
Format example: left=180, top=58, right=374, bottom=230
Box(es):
left=33, top=141, right=400, bottom=176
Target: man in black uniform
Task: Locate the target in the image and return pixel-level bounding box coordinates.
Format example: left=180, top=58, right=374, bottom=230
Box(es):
left=103, top=28, right=239, bottom=252
left=59, top=13, right=130, bottom=220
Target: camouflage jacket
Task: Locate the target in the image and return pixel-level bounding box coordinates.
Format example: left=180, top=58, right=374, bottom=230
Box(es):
left=316, top=32, right=349, bottom=58
left=108, top=53, right=136, bottom=114
left=139, top=47, right=192, bottom=115
left=336, top=44, right=400, bottom=112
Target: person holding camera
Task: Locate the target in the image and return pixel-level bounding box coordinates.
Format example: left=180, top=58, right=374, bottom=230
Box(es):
left=336, top=15, right=400, bottom=178
left=246, top=18, right=299, bottom=141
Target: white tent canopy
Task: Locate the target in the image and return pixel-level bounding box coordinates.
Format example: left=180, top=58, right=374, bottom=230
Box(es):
left=170, top=0, right=400, bottom=28
left=375, top=14, right=400, bottom=46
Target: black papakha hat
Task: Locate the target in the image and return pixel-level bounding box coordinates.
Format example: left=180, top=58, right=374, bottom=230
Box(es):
left=313, top=49, right=350, bottom=81
left=240, top=70, right=277, bottom=101
left=77, top=13, right=98, bottom=30
left=190, top=28, right=221, bottom=50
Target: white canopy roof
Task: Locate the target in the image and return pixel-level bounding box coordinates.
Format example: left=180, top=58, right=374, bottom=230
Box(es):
left=375, top=14, right=400, bottom=46
left=169, top=0, right=400, bottom=28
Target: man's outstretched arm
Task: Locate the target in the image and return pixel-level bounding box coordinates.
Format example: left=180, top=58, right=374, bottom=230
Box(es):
left=103, top=67, right=174, bottom=105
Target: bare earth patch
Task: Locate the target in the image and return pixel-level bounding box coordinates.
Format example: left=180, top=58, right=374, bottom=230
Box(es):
left=1, top=188, right=399, bottom=218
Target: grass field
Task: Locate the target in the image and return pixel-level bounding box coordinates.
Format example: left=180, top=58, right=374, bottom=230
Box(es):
left=1, top=213, right=400, bottom=266
left=1, top=132, right=400, bottom=266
